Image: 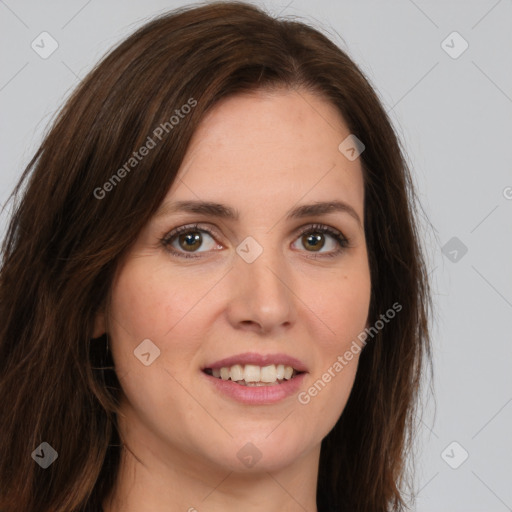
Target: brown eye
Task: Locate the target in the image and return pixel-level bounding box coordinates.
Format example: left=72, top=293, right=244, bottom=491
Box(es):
left=292, top=224, right=349, bottom=258
left=301, top=233, right=325, bottom=252
left=178, top=231, right=203, bottom=252
left=162, top=223, right=348, bottom=260
left=161, top=224, right=222, bottom=259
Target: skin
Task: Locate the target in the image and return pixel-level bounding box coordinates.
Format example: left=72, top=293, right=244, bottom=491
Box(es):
left=96, top=87, right=371, bottom=512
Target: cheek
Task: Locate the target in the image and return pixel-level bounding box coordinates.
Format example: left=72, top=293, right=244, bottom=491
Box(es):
left=107, top=255, right=230, bottom=389
left=107, top=259, right=207, bottom=418
left=301, top=261, right=370, bottom=414
left=313, top=265, right=371, bottom=349
left=109, top=257, right=205, bottom=340
left=106, top=258, right=197, bottom=383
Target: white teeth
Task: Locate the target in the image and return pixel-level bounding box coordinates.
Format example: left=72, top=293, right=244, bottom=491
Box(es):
left=243, top=364, right=261, bottom=382
left=230, top=364, right=244, bottom=381
left=208, top=363, right=299, bottom=385
left=260, top=365, right=276, bottom=383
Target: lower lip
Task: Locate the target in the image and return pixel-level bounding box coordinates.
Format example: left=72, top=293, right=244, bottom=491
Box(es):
left=202, top=371, right=307, bottom=405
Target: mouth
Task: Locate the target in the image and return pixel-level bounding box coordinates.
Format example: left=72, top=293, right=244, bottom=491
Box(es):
left=202, top=364, right=306, bottom=387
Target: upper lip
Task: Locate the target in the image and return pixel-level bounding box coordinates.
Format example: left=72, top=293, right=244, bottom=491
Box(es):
left=203, top=352, right=308, bottom=373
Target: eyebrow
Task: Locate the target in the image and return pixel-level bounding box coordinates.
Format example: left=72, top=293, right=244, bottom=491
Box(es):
left=156, top=199, right=362, bottom=227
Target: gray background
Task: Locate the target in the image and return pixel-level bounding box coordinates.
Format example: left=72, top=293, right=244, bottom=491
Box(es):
left=1, top=1, right=511, bottom=511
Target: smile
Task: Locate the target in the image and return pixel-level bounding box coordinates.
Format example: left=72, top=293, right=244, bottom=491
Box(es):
left=203, top=363, right=304, bottom=386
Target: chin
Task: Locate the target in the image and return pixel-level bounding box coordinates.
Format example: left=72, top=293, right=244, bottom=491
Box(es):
left=204, top=431, right=311, bottom=473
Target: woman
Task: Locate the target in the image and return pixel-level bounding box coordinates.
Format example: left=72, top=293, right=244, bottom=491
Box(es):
left=0, top=2, right=432, bottom=511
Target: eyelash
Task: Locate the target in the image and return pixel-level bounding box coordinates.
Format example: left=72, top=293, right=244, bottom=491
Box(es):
left=159, top=223, right=350, bottom=260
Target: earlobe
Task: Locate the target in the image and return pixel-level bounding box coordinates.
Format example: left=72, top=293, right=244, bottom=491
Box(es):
left=92, top=310, right=106, bottom=339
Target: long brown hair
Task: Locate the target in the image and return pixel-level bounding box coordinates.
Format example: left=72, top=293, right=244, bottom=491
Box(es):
left=0, top=2, right=432, bottom=510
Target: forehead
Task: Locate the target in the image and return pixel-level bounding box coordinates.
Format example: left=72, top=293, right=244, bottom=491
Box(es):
left=169, top=88, right=364, bottom=216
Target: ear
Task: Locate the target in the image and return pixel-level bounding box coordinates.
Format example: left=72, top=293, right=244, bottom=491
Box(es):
left=92, top=309, right=106, bottom=339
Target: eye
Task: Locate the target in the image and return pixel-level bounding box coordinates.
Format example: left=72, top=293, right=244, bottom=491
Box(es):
left=160, top=223, right=222, bottom=259
left=292, top=223, right=349, bottom=258
left=160, top=222, right=349, bottom=259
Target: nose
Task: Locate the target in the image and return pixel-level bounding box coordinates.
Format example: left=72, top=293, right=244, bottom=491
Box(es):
left=225, top=240, right=296, bottom=335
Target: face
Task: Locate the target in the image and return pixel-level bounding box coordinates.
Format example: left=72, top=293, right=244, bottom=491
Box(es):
left=96, top=88, right=371, bottom=475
